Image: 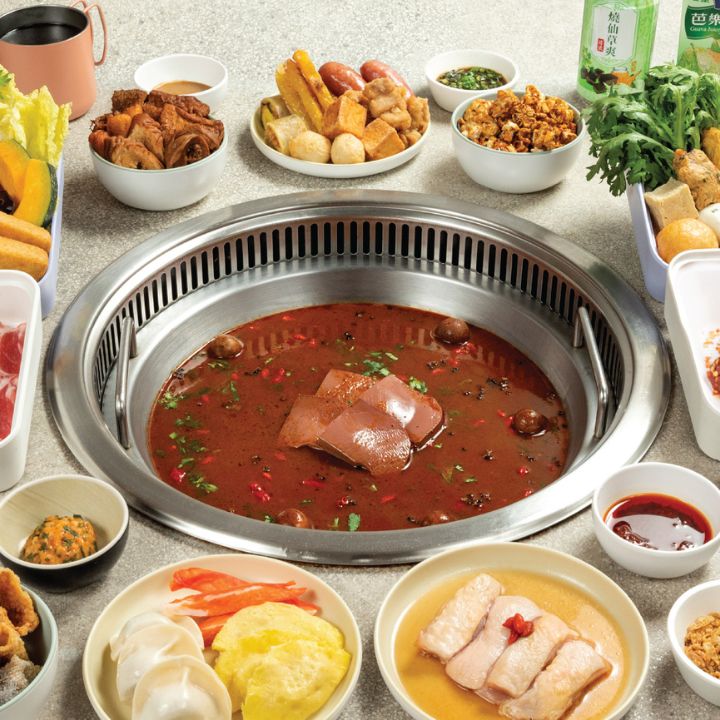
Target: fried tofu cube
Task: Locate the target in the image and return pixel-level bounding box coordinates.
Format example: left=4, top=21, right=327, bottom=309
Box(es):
left=321, top=95, right=367, bottom=139
left=362, top=118, right=405, bottom=160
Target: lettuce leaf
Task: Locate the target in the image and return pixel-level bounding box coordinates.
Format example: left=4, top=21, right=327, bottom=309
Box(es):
left=0, top=66, right=69, bottom=166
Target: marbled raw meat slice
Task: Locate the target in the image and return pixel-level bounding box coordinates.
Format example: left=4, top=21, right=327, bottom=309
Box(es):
left=316, top=369, right=375, bottom=405
left=499, top=640, right=611, bottom=720
left=317, top=399, right=411, bottom=475
left=479, top=613, right=578, bottom=703
left=418, top=574, right=503, bottom=662
left=0, top=382, right=15, bottom=440
left=278, top=394, right=346, bottom=448
left=359, top=374, right=443, bottom=446
left=445, top=596, right=541, bottom=690
left=0, top=324, right=23, bottom=375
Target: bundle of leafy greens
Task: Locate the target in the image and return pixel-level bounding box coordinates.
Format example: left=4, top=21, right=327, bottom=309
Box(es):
left=0, top=66, right=70, bottom=167
left=585, top=64, right=720, bottom=196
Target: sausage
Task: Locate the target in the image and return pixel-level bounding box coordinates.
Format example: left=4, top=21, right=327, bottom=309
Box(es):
left=360, top=60, right=414, bottom=98
left=319, top=62, right=366, bottom=96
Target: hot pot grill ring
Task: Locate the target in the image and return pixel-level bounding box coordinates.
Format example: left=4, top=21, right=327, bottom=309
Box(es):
left=46, top=191, right=670, bottom=565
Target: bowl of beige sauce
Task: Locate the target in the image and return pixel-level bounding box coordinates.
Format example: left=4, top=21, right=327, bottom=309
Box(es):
left=134, top=53, right=228, bottom=113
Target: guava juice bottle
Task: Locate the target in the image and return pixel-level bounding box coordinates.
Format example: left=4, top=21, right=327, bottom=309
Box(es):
left=577, top=0, right=659, bottom=101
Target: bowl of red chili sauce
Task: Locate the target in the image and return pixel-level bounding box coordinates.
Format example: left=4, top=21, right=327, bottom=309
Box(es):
left=592, top=462, right=720, bottom=578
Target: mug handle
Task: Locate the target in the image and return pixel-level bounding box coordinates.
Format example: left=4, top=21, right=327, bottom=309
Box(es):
left=71, top=0, right=108, bottom=66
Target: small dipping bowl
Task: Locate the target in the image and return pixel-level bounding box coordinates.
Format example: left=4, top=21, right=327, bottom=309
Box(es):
left=0, top=587, right=58, bottom=720
left=0, top=474, right=129, bottom=593
left=450, top=91, right=585, bottom=193
left=592, top=462, right=720, bottom=579
left=134, top=54, right=228, bottom=113
left=425, top=50, right=519, bottom=112
left=668, top=580, right=720, bottom=706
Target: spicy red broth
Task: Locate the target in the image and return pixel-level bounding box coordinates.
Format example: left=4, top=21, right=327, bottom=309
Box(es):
left=147, top=303, right=570, bottom=531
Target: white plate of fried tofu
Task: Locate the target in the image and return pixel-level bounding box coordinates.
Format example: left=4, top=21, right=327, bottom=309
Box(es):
left=375, top=542, right=649, bottom=720
left=250, top=109, right=428, bottom=178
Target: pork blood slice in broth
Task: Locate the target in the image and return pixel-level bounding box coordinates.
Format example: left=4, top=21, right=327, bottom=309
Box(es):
left=318, top=400, right=411, bottom=475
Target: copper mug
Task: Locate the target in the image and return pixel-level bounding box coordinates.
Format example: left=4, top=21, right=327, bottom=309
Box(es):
left=0, top=1, right=107, bottom=120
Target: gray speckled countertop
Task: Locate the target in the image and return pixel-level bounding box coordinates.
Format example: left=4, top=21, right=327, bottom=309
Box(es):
left=2, top=0, right=716, bottom=717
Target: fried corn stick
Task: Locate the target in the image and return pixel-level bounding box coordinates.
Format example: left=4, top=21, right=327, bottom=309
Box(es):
left=276, top=60, right=312, bottom=127
left=277, top=59, right=324, bottom=132
left=293, top=49, right=335, bottom=111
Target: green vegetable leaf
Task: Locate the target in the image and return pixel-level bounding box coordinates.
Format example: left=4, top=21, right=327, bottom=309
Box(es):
left=348, top=513, right=361, bottom=532
left=408, top=377, right=428, bottom=394
left=584, top=63, right=719, bottom=195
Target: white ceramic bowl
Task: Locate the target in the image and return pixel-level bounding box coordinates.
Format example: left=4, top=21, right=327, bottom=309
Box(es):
left=424, top=50, right=519, bottom=112
left=83, top=553, right=361, bottom=720
left=0, top=474, right=129, bottom=593
left=668, top=580, right=720, bottom=706
left=375, top=542, right=648, bottom=720
left=451, top=92, right=585, bottom=193
left=0, top=271, right=41, bottom=491
left=592, top=462, right=720, bottom=578
left=90, top=134, right=228, bottom=211
left=250, top=108, right=428, bottom=178
left=134, top=54, right=228, bottom=113
left=0, top=587, right=58, bottom=720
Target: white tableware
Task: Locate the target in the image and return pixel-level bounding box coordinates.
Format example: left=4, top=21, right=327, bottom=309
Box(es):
left=668, top=580, right=720, bottom=706
left=665, top=251, right=720, bottom=459
left=627, top=182, right=667, bottom=302
left=134, top=54, right=228, bottom=113
left=424, top=50, right=519, bottom=112
left=250, top=109, right=428, bottom=178
left=375, top=541, right=648, bottom=720
left=450, top=93, right=585, bottom=193
left=0, top=587, right=58, bottom=720
left=0, top=270, right=41, bottom=490
left=90, top=134, right=228, bottom=211
left=592, top=462, right=720, bottom=577
left=38, top=158, right=62, bottom=318
left=0, top=474, right=129, bottom=592
left=83, top=553, right=361, bottom=720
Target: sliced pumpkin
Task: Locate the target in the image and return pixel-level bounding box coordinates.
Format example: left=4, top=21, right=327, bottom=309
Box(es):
left=13, top=159, right=57, bottom=228
left=0, top=140, right=30, bottom=205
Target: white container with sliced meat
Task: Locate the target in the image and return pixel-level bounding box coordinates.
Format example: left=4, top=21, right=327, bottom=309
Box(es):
left=0, top=270, right=42, bottom=489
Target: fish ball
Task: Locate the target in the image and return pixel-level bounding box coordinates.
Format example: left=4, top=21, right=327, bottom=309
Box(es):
left=331, top=133, right=365, bottom=164
left=289, top=131, right=331, bottom=163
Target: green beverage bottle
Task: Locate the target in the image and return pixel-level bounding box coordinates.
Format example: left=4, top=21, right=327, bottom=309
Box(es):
left=577, top=0, right=659, bottom=102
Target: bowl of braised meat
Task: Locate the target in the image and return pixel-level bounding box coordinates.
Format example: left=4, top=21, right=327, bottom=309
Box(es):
left=88, top=89, right=227, bottom=211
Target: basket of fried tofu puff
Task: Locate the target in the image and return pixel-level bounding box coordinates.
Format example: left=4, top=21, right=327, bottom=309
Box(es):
left=255, top=50, right=430, bottom=170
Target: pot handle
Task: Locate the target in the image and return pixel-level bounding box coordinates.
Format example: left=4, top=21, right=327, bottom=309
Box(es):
left=115, top=316, right=137, bottom=449
left=71, top=0, right=108, bottom=66
left=572, top=306, right=610, bottom=439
